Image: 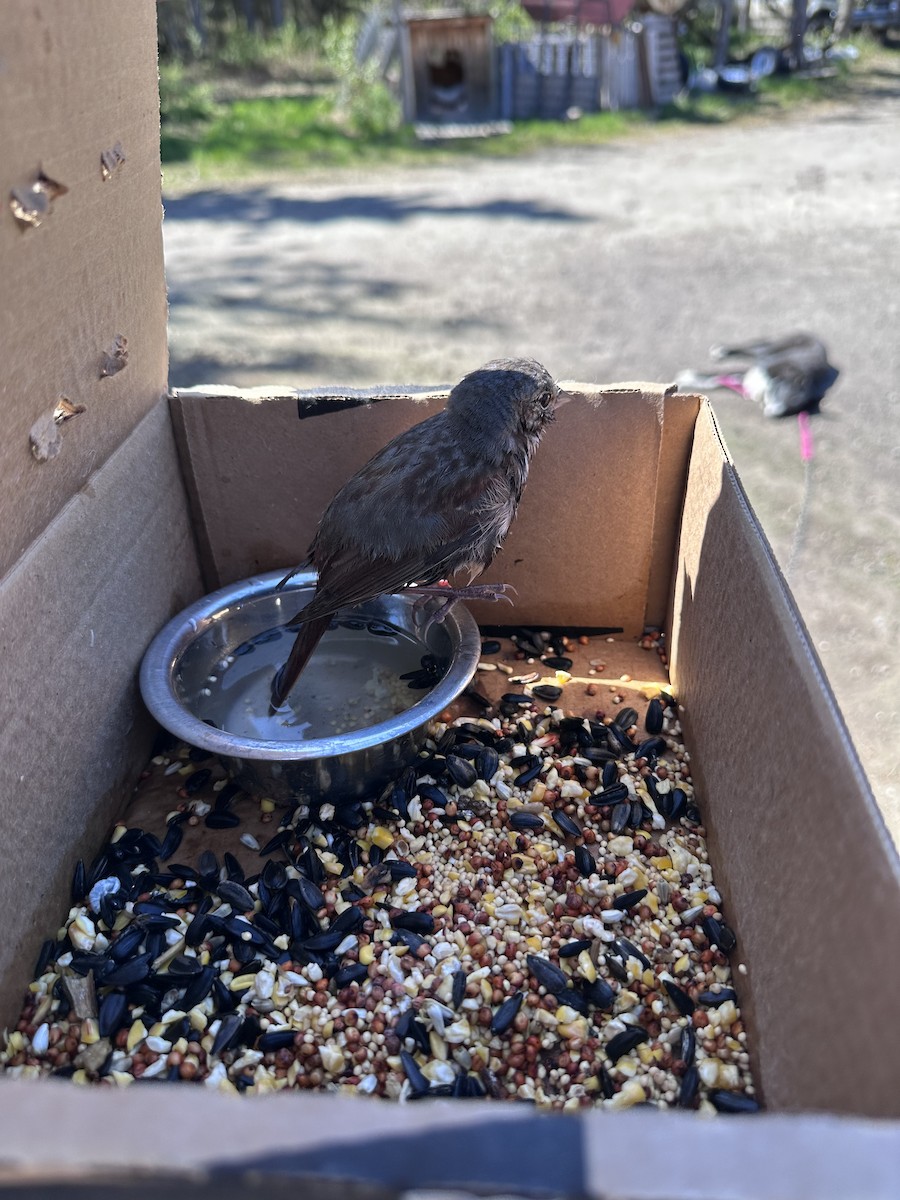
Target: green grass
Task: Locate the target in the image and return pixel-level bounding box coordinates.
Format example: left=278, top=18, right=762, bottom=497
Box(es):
left=159, top=37, right=877, bottom=192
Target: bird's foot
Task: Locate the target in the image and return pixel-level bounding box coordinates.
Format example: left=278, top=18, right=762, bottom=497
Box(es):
left=410, top=582, right=517, bottom=625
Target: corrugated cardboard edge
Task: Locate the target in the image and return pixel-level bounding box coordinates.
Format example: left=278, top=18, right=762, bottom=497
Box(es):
left=0, top=400, right=203, bottom=1027
left=167, top=381, right=693, bottom=634
left=0, top=1084, right=899, bottom=1198
left=668, top=401, right=900, bottom=1117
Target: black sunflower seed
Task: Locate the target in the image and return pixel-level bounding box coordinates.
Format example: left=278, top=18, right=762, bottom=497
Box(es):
left=213, top=782, right=242, bottom=813
left=34, top=938, right=56, bottom=976
left=290, top=873, right=321, bottom=907
left=559, top=939, right=591, bottom=959
left=610, top=801, right=631, bottom=835
left=452, top=1071, right=470, bottom=1098
left=387, top=861, right=417, bottom=881
left=532, top=684, right=562, bottom=702
left=573, top=845, right=594, bottom=878
left=475, top=746, right=499, bottom=782
left=613, top=888, right=647, bottom=911
left=333, top=962, right=369, bottom=987
left=218, top=880, right=255, bottom=912
left=606, top=1027, right=648, bottom=1063
left=329, top=906, right=363, bottom=936
left=509, top=811, right=544, bottom=831
left=212, top=976, right=237, bottom=1012
left=167, top=955, right=204, bottom=976
left=515, top=758, right=544, bottom=787
left=680, top=1025, right=696, bottom=1067
left=393, top=928, right=428, bottom=954
left=70, top=860, right=87, bottom=904
left=140, top=914, right=180, bottom=934
left=605, top=957, right=628, bottom=985
left=556, top=986, right=590, bottom=1017
left=583, top=746, right=615, bottom=765
left=491, top=992, right=524, bottom=1035
left=618, top=938, right=652, bottom=970
left=261, top=860, right=287, bottom=892
left=606, top=723, right=636, bottom=752
left=184, top=768, right=212, bottom=795
left=698, top=987, right=737, bottom=1007
left=601, top=760, right=619, bottom=788
left=452, top=969, right=466, bottom=1009
left=551, top=810, right=581, bottom=838
left=581, top=977, right=615, bottom=1011
left=158, top=823, right=183, bottom=862
left=205, top=811, right=240, bottom=830
left=614, top=707, right=639, bottom=730
left=597, top=1066, right=616, bottom=1099
left=677, top=1065, right=699, bottom=1108
left=181, top=965, right=217, bottom=1009
left=542, top=655, right=573, bottom=670
left=590, top=783, right=629, bottom=807
left=667, top=787, right=687, bottom=821
left=257, top=1029, right=296, bottom=1052
left=212, top=1013, right=243, bottom=1056
left=103, top=951, right=153, bottom=987
left=501, top=693, right=533, bottom=707
left=701, top=915, right=736, bottom=954
left=644, top=698, right=664, bottom=735
left=185, top=914, right=210, bottom=949
left=418, top=784, right=449, bottom=808
left=480, top=639, right=501, bottom=655
left=391, top=911, right=434, bottom=935
left=166, top=863, right=199, bottom=883
left=302, top=929, right=346, bottom=953
left=526, top=954, right=567, bottom=995
left=664, top=978, right=696, bottom=1017
left=634, top=736, right=666, bottom=762
left=98, top=991, right=128, bottom=1038
left=258, top=830, right=290, bottom=857
left=87, top=852, right=111, bottom=891
left=400, top=1050, right=429, bottom=1096
left=446, top=755, right=477, bottom=788
left=708, top=1090, right=760, bottom=1114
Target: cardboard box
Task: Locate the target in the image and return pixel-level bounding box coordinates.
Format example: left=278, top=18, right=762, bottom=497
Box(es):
left=1, top=2, right=899, bottom=1194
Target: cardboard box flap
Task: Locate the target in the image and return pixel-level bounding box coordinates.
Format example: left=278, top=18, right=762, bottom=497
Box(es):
left=169, top=382, right=700, bottom=633
left=0, top=400, right=202, bottom=1026
left=669, top=403, right=900, bottom=1117
left=1, top=1082, right=900, bottom=1198
left=0, top=0, right=168, bottom=584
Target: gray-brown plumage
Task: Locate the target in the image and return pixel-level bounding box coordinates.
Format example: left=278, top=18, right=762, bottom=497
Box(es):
left=270, top=357, right=565, bottom=710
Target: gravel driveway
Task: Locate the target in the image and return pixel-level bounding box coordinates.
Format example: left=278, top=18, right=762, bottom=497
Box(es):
left=163, top=80, right=900, bottom=839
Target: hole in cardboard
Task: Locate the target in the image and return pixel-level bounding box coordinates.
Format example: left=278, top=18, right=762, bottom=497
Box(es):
left=29, top=398, right=86, bottom=462
left=99, top=334, right=129, bottom=378
left=100, top=143, right=126, bottom=181
left=9, top=170, right=68, bottom=230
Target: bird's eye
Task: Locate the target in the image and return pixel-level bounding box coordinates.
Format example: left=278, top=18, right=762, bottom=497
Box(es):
left=538, top=390, right=553, bottom=408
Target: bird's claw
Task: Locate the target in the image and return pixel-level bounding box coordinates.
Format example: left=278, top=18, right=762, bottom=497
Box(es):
left=410, top=582, right=516, bottom=627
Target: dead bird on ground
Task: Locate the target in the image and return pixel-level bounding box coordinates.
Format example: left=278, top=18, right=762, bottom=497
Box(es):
left=676, top=333, right=839, bottom=418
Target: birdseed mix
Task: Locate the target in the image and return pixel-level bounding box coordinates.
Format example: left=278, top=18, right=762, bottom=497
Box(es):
left=0, top=632, right=758, bottom=1114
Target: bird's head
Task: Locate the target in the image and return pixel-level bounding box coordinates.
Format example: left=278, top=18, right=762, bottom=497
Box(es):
left=447, top=357, right=570, bottom=446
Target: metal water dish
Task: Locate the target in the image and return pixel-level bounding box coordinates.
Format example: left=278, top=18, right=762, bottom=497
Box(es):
left=139, top=570, right=481, bottom=803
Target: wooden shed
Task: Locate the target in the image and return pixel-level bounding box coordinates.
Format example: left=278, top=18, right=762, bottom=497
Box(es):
left=401, top=13, right=496, bottom=123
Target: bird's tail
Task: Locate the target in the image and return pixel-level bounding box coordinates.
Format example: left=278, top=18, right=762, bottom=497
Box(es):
left=269, top=613, right=332, bottom=712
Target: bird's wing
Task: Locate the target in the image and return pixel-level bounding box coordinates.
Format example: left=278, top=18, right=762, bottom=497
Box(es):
left=286, top=432, right=515, bottom=625
left=286, top=529, right=479, bottom=625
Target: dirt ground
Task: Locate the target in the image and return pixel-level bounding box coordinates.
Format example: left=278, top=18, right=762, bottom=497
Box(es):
left=163, top=70, right=900, bottom=841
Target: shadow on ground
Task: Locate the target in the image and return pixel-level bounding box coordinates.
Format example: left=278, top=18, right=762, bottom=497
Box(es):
left=164, top=189, right=588, bottom=226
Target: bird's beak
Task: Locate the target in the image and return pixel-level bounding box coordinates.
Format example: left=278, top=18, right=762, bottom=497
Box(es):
left=555, top=388, right=577, bottom=407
